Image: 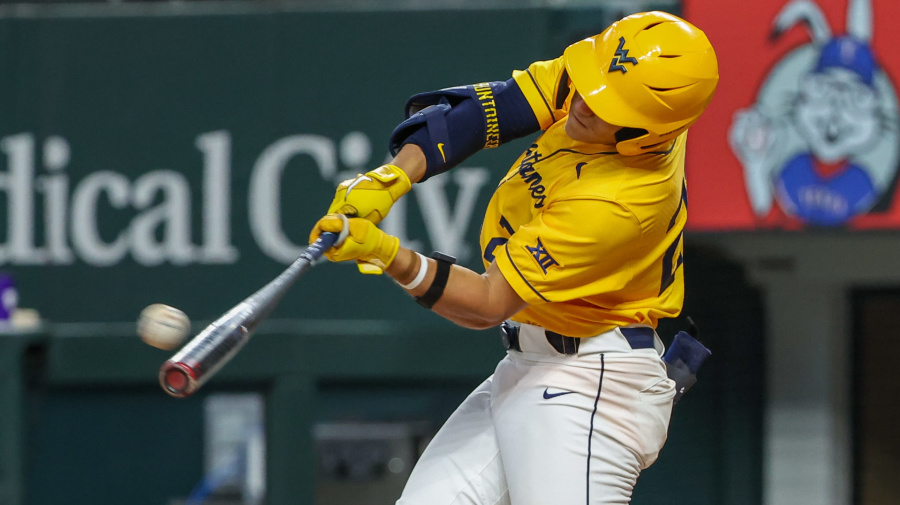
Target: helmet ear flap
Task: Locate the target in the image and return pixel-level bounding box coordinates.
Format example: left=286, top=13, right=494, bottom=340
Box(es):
left=614, top=124, right=688, bottom=155
left=614, top=127, right=648, bottom=143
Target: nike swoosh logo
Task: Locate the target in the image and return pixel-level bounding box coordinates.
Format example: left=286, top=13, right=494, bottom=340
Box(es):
left=345, top=175, right=372, bottom=198
left=543, top=387, right=575, bottom=399
left=575, top=162, right=587, bottom=179
left=437, top=143, right=447, bottom=163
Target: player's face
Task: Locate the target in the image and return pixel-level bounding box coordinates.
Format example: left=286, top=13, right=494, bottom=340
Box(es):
left=565, top=91, right=621, bottom=145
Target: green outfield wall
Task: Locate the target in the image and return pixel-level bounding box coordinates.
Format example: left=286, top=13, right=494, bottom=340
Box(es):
left=0, top=3, right=762, bottom=505
left=0, top=3, right=636, bottom=325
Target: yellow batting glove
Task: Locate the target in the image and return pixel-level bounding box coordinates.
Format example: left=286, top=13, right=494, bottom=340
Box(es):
left=309, top=214, right=400, bottom=274
left=328, top=165, right=412, bottom=224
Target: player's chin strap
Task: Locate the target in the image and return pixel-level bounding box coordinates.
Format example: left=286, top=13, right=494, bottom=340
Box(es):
left=663, top=318, right=712, bottom=404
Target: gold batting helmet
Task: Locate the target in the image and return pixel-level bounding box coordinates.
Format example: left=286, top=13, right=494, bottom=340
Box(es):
left=564, top=11, right=719, bottom=155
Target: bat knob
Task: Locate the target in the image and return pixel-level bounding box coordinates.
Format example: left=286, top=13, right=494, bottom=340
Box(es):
left=159, top=361, right=198, bottom=398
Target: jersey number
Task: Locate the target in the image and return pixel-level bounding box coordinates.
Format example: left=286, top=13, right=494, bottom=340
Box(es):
left=659, top=181, right=687, bottom=295
left=483, top=216, right=516, bottom=262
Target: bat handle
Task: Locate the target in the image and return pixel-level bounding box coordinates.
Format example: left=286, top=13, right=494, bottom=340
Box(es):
left=302, top=231, right=338, bottom=262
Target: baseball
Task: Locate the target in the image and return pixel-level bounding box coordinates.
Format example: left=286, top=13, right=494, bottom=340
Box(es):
left=138, top=304, right=191, bottom=350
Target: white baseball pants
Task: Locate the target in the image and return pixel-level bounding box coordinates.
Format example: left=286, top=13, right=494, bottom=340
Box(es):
left=396, top=324, right=675, bottom=505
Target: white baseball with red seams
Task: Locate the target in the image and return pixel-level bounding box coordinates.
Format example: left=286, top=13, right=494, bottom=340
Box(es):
left=138, top=304, right=191, bottom=350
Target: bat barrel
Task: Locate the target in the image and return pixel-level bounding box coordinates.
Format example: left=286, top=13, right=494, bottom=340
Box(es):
left=158, top=232, right=338, bottom=398
left=159, top=304, right=254, bottom=398
left=159, top=361, right=197, bottom=398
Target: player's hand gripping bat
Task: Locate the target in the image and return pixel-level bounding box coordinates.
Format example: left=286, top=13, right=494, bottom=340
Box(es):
left=159, top=232, right=338, bottom=398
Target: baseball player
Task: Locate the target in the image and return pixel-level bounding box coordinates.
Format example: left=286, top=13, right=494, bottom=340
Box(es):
left=309, top=11, right=719, bottom=505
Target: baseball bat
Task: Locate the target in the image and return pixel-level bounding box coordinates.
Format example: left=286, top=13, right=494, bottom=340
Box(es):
left=159, top=231, right=338, bottom=398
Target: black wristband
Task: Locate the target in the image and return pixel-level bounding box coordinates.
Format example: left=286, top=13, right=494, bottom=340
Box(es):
left=415, top=252, right=457, bottom=309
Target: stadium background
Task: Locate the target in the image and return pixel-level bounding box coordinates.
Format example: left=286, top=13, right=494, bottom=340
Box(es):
left=0, top=0, right=895, bottom=504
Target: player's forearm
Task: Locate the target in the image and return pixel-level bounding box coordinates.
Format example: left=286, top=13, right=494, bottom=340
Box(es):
left=431, top=266, right=512, bottom=329
left=388, top=248, right=526, bottom=329
left=389, top=143, right=427, bottom=184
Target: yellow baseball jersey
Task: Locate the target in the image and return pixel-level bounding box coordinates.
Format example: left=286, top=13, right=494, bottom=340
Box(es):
left=479, top=56, right=688, bottom=338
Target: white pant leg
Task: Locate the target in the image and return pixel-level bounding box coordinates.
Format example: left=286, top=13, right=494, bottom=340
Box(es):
left=397, top=374, right=510, bottom=505
left=492, top=351, right=674, bottom=505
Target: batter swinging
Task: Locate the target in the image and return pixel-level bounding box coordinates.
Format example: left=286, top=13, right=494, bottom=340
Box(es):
left=309, top=11, right=719, bottom=504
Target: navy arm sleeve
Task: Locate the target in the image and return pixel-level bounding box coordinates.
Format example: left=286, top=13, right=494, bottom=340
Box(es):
left=389, top=78, right=541, bottom=182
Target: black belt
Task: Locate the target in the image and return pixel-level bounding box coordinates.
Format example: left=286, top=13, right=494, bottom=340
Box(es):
left=500, top=322, right=656, bottom=355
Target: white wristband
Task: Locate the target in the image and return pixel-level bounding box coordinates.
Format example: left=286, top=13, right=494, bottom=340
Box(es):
left=397, top=252, right=428, bottom=290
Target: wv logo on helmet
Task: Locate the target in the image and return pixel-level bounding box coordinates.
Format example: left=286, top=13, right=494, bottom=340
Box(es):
left=609, top=37, right=638, bottom=73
